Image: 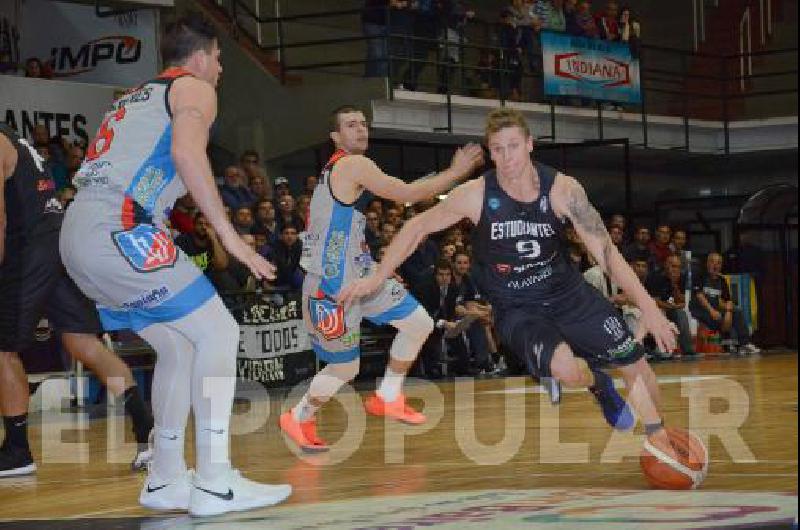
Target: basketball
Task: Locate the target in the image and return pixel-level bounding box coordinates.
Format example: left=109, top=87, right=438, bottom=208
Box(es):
left=640, top=427, right=709, bottom=490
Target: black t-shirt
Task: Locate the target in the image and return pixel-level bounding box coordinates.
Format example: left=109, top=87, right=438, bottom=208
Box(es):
left=1, top=124, right=63, bottom=243
left=646, top=273, right=687, bottom=303
left=452, top=273, right=481, bottom=305
left=690, top=273, right=730, bottom=311
left=175, top=234, right=214, bottom=273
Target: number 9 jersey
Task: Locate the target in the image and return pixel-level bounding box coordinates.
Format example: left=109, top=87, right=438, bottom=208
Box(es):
left=470, top=162, right=583, bottom=305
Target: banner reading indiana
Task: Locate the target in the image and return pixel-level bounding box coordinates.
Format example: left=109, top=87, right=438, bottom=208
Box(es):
left=541, top=31, right=641, bottom=104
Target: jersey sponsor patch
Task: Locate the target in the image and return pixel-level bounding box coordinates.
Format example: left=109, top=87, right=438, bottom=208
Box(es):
left=112, top=224, right=178, bottom=273
left=37, top=179, right=55, bottom=192
left=308, top=295, right=346, bottom=341
left=43, top=197, right=63, bottom=215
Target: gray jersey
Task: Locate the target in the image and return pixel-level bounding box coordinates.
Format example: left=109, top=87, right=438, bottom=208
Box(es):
left=70, top=67, right=192, bottom=234
left=300, top=150, right=373, bottom=296
left=59, top=68, right=217, bottom=332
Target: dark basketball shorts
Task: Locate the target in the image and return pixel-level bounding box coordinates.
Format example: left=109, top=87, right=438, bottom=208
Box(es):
left=0, top=231, right=101, bottom=352
left=493, top=281, right=645, bottom=379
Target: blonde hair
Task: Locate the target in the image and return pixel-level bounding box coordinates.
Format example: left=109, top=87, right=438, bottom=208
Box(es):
left=485, top=108, right=531, bottom=142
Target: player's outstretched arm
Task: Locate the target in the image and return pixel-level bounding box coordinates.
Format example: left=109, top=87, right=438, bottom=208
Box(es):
left=552, top=174, right=677, bottom=353
left=337, top=178, right=483, bottom=307
left=343, top=143, right=483, bottom=204
left=169, top=77, right=274, bottom=280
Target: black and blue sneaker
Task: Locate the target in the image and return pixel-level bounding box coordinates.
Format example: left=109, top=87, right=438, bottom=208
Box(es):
left=589, top=370, right=635, bottom=431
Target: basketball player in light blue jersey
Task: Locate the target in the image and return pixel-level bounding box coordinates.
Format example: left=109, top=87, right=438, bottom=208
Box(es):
left=280, top=106, right=483, bottom=452
left=59, top=13, right=291, bottom=517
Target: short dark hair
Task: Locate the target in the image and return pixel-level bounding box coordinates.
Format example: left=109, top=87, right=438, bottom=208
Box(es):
left=240, top=149, right=259, bottom=163
left=281, top=223, right=298, bottom=233
left=329, top=105, right=363, bottom=132
left=435, top=259, right=453, bottom=274
left=161, top=12, right=217, bottom=66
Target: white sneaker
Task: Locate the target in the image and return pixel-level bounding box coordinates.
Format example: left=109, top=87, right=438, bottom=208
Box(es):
left=131, top=430, right=154, bottom=472
left=738, top=343, right=761, bottom=355
left=189, top=468, right=292, bottom=517
left=139, top=469, right=192, bottom=511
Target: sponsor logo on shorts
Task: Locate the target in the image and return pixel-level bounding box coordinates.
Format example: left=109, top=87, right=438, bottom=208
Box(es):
left=122, top=286, right=170, bottom=310
left=112, top=224, right=177, bottom=273
left=341, top=329, right=361, bottom=348
left=308, top=296, right=346, bottom=341
left=495, top=263, right=511, bottom=275
left=607, top=336, right=637, bottom=359
left=532, top=342, right=544, bottom=361
left=603, top=315, right=627, bottom=341
left=390, top=283, right=405, bottom=302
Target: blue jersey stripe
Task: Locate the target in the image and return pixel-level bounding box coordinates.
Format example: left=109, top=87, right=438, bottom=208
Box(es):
left=366, top=294, right=420, bottom=325
left=319, top=201, right=354, bottom=296
left=123, top=124, right=176, bottom=221
left=97, top=273, right=216, bottom=331
left=312, top=343, right=360, bottom=364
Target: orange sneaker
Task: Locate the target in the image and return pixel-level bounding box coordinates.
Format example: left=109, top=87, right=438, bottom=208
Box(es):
left=279, top=412, right=329, bottom=453
left=364, top=393, right=426, bottom=425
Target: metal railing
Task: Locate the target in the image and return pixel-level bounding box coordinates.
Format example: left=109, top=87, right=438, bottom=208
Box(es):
left=212, top=2, right=797, bottom=155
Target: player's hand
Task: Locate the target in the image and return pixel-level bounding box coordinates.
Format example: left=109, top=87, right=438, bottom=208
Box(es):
left=336, top=274, right=383, bottom=309
left=710, top=309, right=722, bottom=321
left=224, top=235, right=276, bottom=280
left=636, top=304, right=678, bottom=354
left=449, top=143, right=484, bottom=179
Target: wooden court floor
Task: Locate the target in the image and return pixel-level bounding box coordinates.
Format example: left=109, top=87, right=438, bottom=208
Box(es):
left=0, top=352, right=797, bottom=529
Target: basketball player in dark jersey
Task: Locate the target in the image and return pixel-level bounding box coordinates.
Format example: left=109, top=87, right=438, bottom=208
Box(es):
left=338, top=108, right=680, bottom=457
left=0, top=124, right=154, bottom=477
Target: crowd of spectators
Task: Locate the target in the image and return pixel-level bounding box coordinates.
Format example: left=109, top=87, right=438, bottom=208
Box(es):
left=361, top=0, right=641, bottom=103
left=575, top=215, right=761, bottom=360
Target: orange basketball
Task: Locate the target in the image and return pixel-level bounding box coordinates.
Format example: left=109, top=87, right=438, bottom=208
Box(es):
left=640, top=427, right=709, bottom=490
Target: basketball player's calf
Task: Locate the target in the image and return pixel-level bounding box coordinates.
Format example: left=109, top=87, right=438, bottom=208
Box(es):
left=61, top=333, right=154, bottom=470
left=547, top=344, right=636, bottom=431
left=363, top=307, right=433, bottom=424
left=280, top=359, right=360, bottom=452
